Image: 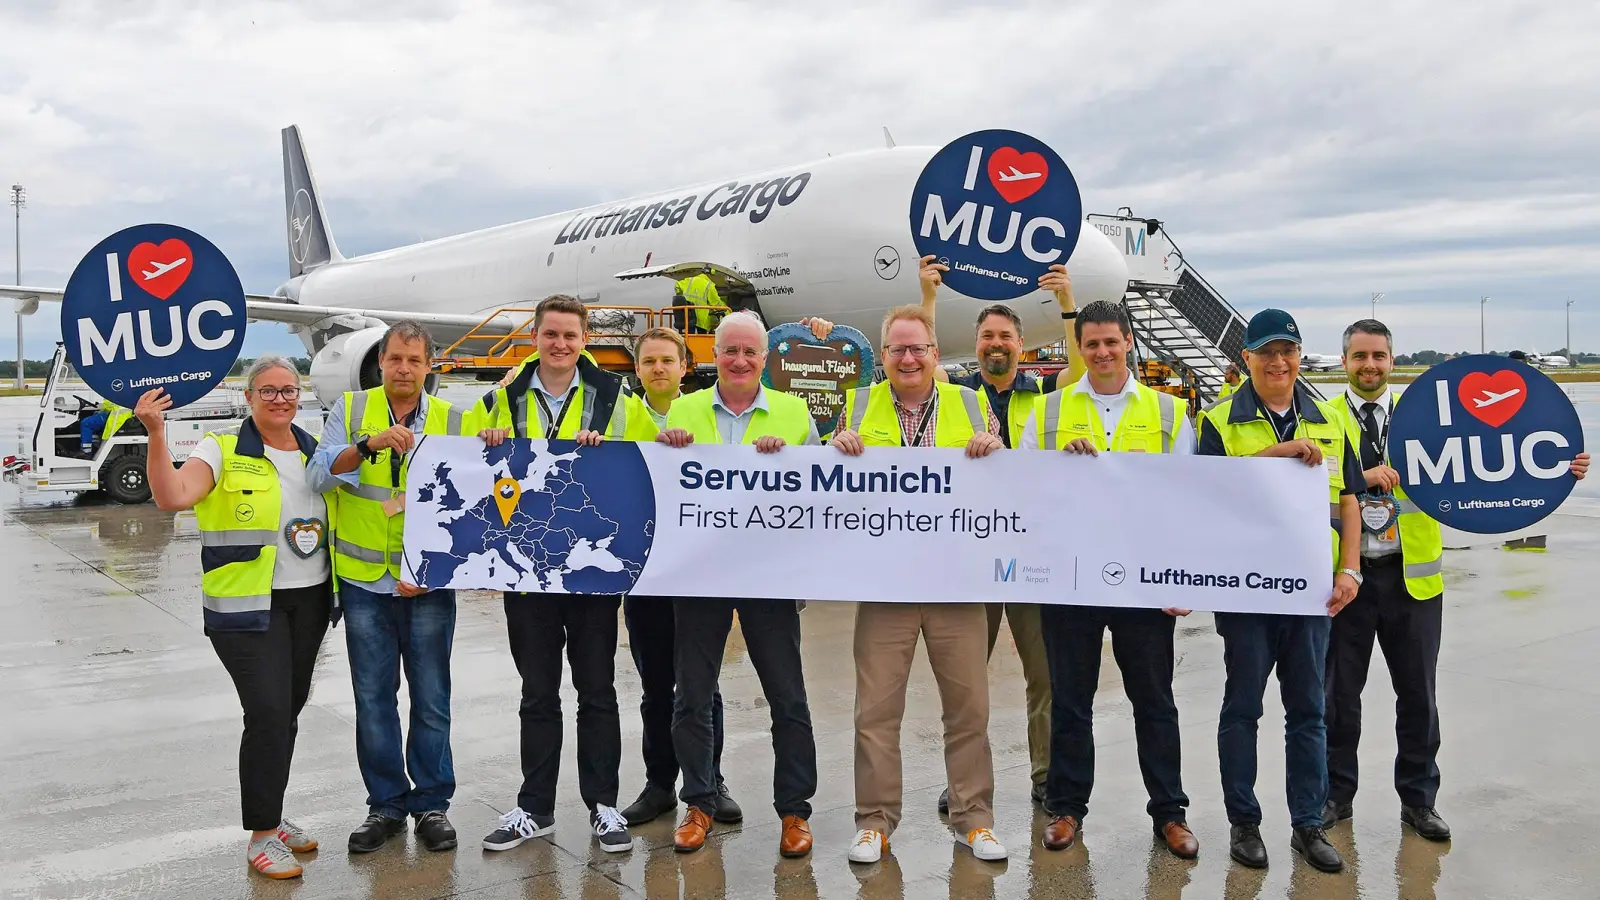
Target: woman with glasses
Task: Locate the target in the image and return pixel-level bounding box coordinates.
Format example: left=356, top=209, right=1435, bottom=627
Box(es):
left=134, top=356, right=336, bottom=881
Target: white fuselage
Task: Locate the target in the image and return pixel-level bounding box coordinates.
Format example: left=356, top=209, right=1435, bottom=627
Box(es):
left=283, top=146, right=1130, bottom=358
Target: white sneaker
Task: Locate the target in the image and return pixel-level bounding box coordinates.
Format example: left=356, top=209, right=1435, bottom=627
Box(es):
left=275, top=819, right=317, bottom=853
left=848, top=829, right=887, bottom=863
left=957, top=827, right=1008, bottom=861
left=247, top=834, right=303, bottom=879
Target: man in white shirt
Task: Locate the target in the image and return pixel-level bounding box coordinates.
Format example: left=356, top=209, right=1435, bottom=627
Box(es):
left=1018, top=300, right=1199, bottom=859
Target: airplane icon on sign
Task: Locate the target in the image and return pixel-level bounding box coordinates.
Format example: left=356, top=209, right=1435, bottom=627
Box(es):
left=140, top=258, right=187, bottom=281
left=1472, top=388, right=1521, bottom=408
left=996, top=166, right=1042, bottom=183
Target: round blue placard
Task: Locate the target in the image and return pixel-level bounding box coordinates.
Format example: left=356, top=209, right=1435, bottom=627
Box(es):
left=1389, top=355, right=1583, bottom=533
left=60, top=224, right=247, bottom=409
left=908, top=129, right=1082, bottom=302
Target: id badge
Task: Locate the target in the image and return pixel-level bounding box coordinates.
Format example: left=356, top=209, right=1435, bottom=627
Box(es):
left=1358, top=493, right=1398, bottom=536
left=382, top=491, right=406, bottom=517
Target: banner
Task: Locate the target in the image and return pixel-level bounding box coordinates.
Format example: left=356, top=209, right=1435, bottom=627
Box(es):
left=60, top=224, right=247, bottom=409
left=401, top=438, right=1334, bottom=615
left=1390, top=355, right=1583, bottom=533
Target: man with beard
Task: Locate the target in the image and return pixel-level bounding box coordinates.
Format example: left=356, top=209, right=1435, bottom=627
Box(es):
left=1323, top=319, right=1588, bottom=841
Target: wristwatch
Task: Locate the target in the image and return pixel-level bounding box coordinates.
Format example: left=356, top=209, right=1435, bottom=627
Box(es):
left=1060, top=309, right=1078, bottom=320
left=1337, top=567, right=1364, bottom=586
left=356, top=436, right=376, bottom=461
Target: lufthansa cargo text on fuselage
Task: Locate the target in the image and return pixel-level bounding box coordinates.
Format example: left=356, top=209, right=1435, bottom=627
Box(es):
left=1139, top=566, right=1308, bottom=595
left=553, top=172, right=812, bottom=245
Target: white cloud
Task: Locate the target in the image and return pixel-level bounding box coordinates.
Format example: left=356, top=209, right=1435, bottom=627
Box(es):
left=1, top=0, right=1598, bottom=358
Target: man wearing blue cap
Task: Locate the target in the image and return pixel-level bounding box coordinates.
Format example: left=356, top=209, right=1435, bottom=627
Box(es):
left=1196, top=309, right=1362, bottom=874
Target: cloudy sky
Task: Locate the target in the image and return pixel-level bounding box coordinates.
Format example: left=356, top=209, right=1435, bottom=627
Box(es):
left=2, top=0, right=1597, bottom=360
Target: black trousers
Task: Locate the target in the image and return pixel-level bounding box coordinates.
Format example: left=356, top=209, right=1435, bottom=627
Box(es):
left=624, top=595, right=724, bottom=790
left=209, top=583, right=331, bottom=831
left=1038, top=604, right=1188, bottom=824
left=504, top=592, right=622, bottom=815
left=671, top=598, right=817, bottom=819
left=1325, top=556, right=1443, bottom=809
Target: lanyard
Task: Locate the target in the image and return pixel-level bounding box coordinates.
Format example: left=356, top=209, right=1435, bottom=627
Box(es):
left=387, top=401, right=418, bottom=487
left=1269, top=408, right=1298, bottom=444
left=532, top=386, right=579, bottom=437
left=1345, top=394, right=1393, bottom=463
left=905, top=396, right=938, bottom=446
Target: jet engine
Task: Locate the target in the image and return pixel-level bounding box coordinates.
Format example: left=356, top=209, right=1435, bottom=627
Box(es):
left=307, top=325, right=443, bottom=409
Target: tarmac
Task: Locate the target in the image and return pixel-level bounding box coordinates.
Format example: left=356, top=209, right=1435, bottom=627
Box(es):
left=5, top=392, right=1600, bottom=900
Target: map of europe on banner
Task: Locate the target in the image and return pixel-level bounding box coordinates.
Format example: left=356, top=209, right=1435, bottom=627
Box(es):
left=402, top=437, right=1336, bottom=616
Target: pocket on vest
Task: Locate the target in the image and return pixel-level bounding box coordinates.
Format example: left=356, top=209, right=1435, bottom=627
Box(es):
left=202, top=544, right=265, bottom=573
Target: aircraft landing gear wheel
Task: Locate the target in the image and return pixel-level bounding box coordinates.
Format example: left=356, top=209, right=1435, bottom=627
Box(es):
left=103, top=453, right=151, bottom=505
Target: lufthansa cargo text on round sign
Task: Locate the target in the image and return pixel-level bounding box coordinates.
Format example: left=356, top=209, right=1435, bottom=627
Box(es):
left=60, top=224, right=247, bottom=409
left=1389, top=355, right=1583, bottom=533
left=908, top=129, right=1083, bottom=302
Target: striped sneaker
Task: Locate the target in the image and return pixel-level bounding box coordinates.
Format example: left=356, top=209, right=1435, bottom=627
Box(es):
left=247, top=834, right=303, bottom=879
left=276, top=819, right=318, bottom=853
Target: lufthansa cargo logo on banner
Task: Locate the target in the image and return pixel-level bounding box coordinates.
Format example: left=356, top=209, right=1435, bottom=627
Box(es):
left=60, top=224, right=247, bottom=409
left=1389, top=355, right=1584, bottom=533
left=909, top=129, right=1082, bottom=302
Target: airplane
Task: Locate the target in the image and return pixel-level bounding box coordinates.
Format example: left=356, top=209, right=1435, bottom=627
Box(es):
left=1301, top=352, right=1343, bottom=372
left=1472, top=387, right=1522, bottom=408
left=2, top=125, right=1134, bottom=409
left=140, top=258, right=187, bottom=280
left=996, top=166, right=1042, bottom=183
left=1529, top=351, right=1571, bottom=369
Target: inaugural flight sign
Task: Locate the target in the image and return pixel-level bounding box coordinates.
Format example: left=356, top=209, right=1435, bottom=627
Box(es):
left=1390, top=355, right=1584, bottom=533
left=909, top=129, right=1083, bottom=302
left=60, top=224, right=247, bottom=409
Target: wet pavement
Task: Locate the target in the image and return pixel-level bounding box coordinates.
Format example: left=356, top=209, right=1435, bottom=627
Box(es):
left=4, top=390, right=1600, bottom=900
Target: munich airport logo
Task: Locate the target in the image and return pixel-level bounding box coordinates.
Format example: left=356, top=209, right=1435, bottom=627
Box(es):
left=993, top=557, right=1050, bottom=584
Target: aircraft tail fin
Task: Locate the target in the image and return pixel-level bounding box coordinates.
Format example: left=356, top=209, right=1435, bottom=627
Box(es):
left=281, top=125, right=341, bottom=277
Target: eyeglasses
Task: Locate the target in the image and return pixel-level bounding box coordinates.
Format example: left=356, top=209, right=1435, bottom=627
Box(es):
left=885, top=343, right=934, bottom=359
left=253, top=386, right=301, bottom=401
left=1249, top=346, right=1301, bottom=361
left=716, top=346, right=763, bottom=361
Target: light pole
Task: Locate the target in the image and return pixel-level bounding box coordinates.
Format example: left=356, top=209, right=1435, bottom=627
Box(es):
left=1371, top=291, right=1386, bottom=319
left=1567, top=297, right=1575, bottom=358
left=1480, top=296, right=1490, bottom=354
left=8, top=184, right=22, bottom=390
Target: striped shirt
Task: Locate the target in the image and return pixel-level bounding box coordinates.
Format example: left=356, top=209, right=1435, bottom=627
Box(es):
left=892, top=388, right=1000, bottom=447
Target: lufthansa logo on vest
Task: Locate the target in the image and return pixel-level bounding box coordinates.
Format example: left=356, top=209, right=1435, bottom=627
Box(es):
left=234, top=503, right=255, bottom=523
left=1389, top=355, right=1583, bottom=533
left=60, top=224, right=247, bottom=410
left=909, top=130, right=1082, bottom=302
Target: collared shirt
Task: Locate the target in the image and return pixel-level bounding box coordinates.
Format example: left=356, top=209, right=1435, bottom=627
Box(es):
left=891, top=386, right=1000, bottom=447
left=645, top=392, right=679, bottom=430
left=711, top=385, right=823, bottom=446
left=1196, top=383, right=1365, bottom=497
left=953, top=369, right=1043, bottom=449
left=308, top=390, right=439, bottom=595
left=531, top=368, right=584, bottom=434
left=1018, top=374, right=1196, bottom=453
left=1346, top=385, right=1400, bottom=556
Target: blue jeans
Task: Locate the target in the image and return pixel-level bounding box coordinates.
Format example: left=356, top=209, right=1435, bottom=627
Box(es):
left=341, top=580, right=456, bottom=818
left=1215, top=612, right=1331, bottom=829
left=81, top=411, right=107, bottom=450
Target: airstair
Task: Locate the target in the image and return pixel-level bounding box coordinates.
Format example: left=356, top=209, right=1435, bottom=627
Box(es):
left=1087, top=213, right=1252, bottom=406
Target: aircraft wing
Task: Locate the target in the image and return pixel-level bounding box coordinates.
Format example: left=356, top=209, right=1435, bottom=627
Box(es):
left=3, top=285, right=519, bottom=343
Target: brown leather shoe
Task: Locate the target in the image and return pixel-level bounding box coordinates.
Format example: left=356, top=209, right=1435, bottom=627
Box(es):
left=1158, top=821, right=1199, bottom=859
left=779, top=815, right=812, bottom=857
left=1042, top=815, right=1080, bottom=851
left=673, top=807, right=712, bottom=853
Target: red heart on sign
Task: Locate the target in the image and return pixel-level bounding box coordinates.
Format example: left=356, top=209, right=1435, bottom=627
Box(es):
left=986, top=147, right=1050, bottom=204
left=1458, top=370, right=1526, bottom=428
left=126, top=239, right=194, bottom=300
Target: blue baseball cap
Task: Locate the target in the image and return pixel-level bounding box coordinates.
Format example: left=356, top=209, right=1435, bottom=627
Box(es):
left=1244, top=309, right=1302, bottom=350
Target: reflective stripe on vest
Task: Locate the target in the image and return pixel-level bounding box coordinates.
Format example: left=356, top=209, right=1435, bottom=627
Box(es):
left=1038, top=384, right=1178, bottom=453
left=844, top=382, right=985, bottom=447
left=667, top=386, right=814, bottom=444
left=334, top=388, right=459, bottom=582
left=1329, top=397, right=1445, bottom=599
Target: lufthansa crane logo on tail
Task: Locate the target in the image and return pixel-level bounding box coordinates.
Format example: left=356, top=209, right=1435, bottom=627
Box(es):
left=289, top=188, right=313, bottom=265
